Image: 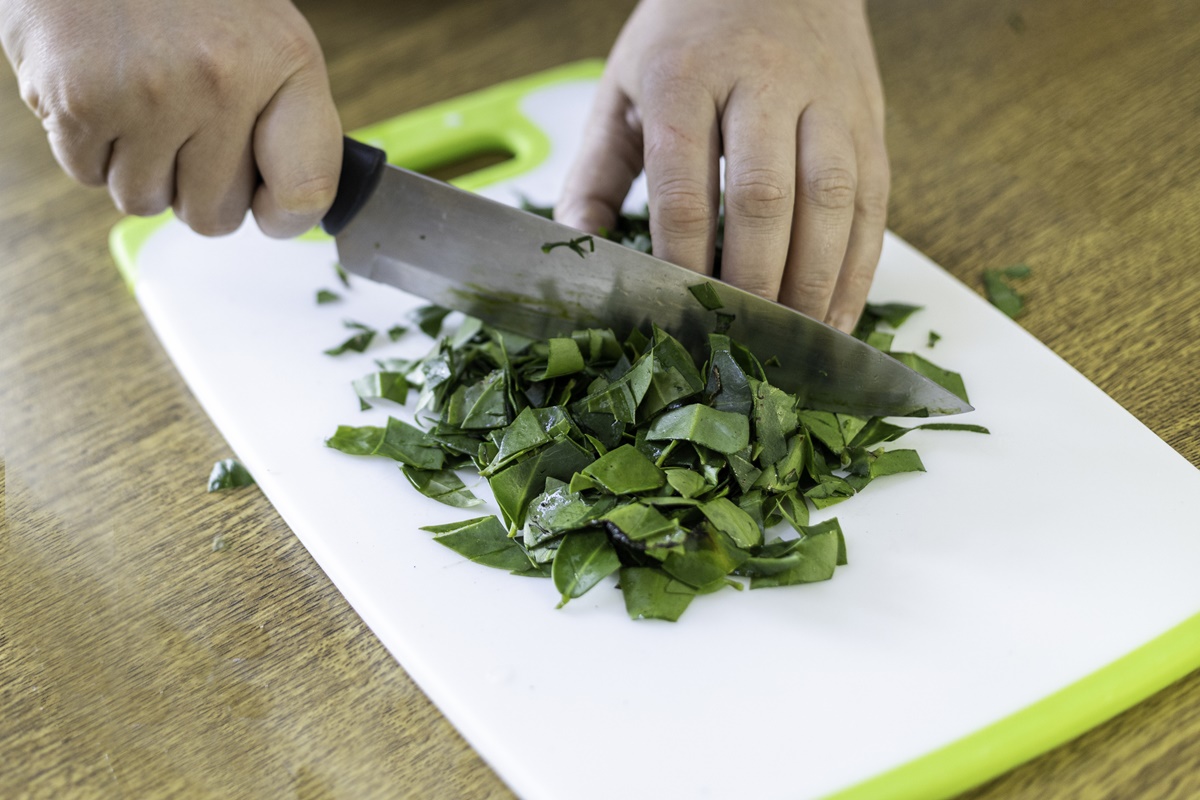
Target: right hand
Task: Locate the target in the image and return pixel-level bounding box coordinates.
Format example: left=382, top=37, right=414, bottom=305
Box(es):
left=0, top=0, right=343, bottom=237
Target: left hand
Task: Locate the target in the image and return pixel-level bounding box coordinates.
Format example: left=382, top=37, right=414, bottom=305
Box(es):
left=555, top=0, right=889, bottom=333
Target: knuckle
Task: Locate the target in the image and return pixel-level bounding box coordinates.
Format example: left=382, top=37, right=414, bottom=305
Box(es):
left=188, top=43, right=241, bottom=101
left=186, top=212, right=244, bottom=237
left=114, top=192, right=169, bottom=218
left=724, top=166, right=795, bottom=224
left=856, top=187, right=890, bottom=226
left=735, top=276, right=781, bottom=302
left=802, top=164, right=858, bottom=211
left=174, top=196, right=244, bottom=236
left=274, top=27, right=325, bottom=73
left=276, top=172, right=338, bottom=217
left=791, top=271, right=841, bottom=305
left=651, top=176, right=713, bottom=237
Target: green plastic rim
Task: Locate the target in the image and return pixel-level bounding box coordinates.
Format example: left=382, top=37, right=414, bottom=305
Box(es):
left=824, top=610, right=1200, bottom=799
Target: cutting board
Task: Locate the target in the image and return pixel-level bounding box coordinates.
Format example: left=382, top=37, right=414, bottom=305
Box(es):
left=110, top=61, right=1200, bottom=800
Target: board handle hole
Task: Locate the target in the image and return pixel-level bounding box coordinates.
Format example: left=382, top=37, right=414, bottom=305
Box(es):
left=420, top=147, right=516, bottom=183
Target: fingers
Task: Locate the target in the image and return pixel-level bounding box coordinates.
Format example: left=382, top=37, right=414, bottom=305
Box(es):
left=778, top=108, right=858, bottom=323
left=251, top=66, right=342, bottom=239
left=555, top=75, right=644, bottom=235
left=825, top=137, right=890, bottom=332
left=104, top=134, right=177, bottom=217
left=44, top=124, right=112, bottom=188
left=718, top=88, right=798, bottom=300
left=173, top=124, right=257, bottom=236
left=640, top=76, right=721, bottom=276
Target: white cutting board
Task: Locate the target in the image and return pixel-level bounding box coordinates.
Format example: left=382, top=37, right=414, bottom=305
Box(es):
left=111, top=62, right=1200, bottom=800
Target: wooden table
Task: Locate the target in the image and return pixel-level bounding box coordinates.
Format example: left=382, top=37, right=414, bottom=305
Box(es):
left=3, top=0, right=1197, bottom=796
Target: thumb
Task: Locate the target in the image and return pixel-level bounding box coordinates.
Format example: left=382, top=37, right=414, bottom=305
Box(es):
left=252, top=67, right=343, bottom=239
left=554, top=75, right=644, bottom=234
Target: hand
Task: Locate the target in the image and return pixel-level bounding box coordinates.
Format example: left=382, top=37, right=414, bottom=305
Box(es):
left=0, top=0, right=342, bottom=237
left=555, top=0, right=889, bottom=332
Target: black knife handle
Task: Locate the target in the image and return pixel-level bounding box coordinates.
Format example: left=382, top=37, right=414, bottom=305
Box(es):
left=322, top=137, right=388, bottom=236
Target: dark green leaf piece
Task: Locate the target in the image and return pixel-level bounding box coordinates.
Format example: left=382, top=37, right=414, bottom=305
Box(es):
left=207, top=458, right=255, bottom=492
left=619, top=567, right=696, bottom=621
left=489, top=438, right=594, bottom=529
left=411, top=305, right=453, bottom=337
left=334, top=262, right=351, bottom=288
left=353, top=371, right=410, bottom=407
left=552, top=529, right=621, bottom=606
left=316, top=289, right=341, bottom=304
left=688, top=281, right=724, bottom=311
left=538, top=337, right=586, bottom=380
left=422, top=515, right=533, bottom=572
left=646, top=404, right=750, bottom=455
left=890, top=352, right=970, bottom=404
left=698, top=497, right=762, bottom=549
left=984, top=265, right=1031, bottom=318
left=737, top=520, right=843, bottom=588
left=402, top=466, right=483, bottom=508
left=324, top=321, right=376, bottom=356
left=388, top=325, right=409, bottom=342
left=580, top=444, right=666, bottom=495
left=541, top=235, right=595, bottom=257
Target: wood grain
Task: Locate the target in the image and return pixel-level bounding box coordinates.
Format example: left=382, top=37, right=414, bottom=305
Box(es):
left=1, top=1, right=1196, bottom=798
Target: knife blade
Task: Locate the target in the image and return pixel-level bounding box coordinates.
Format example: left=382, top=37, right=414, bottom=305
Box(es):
left=322, top=138, right=972, bottom=418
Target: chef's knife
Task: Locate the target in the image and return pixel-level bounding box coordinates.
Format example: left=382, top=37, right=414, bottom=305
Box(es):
left=322, top=138, right=972, bottom=418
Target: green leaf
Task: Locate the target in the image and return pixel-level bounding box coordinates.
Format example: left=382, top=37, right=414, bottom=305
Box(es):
left=641, top=327, right=706, bottom=417
left=688, top=281, right=724, bottom=310
left=698, top=497, right=762, bottom=548
left=411, top=305, right=453, bottom=337
left=619, top=567, right=696, bottom=622
left=334, top=262, right=351, bottom=288
left=422, top=515, right=533, bottom=572
left=316, top=289, right=341, bottom=304
left=541, top=235, right=595, bottom=257
left=664, top=468, right=708, bottom=499
left=580, top=444, right=666, bottom=495
left=662, top=528, right=748, bottom=589
left=207, top=458, right=255, bottom=492
left=375, top=417, right=446, bottom=469
left=984, top=266, right=1030, bottom=318
left=600, top=502, right=679, bottom=541
left=646, top=404, right=750, bottom=455
left=737, top=521, right=843, bottom=587
left=445, top=369, right=510, bottom=430
left=489, top=438, right=594, bottom=529
left=552, top=529, right=621, bottom=606
left=705, top=334, right=753, bottom=415
left=402, top=466, right=483, bottom=508
left=527, top=484, right=615, bottom=545
left=538, top=337, right=586, bottom=380
left=324, top=321, right=376, bottom=355
left=388, top=324, right=409, bottom=341
left=890, top=352, right=970, bottom=404
left=352, top=371, right=410, bottom=407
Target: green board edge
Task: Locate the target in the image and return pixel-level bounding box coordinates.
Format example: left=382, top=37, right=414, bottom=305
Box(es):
left=109, top=58, right=605, bottom=289
left=824, top=609, right=1200, bottom=800
left=106, top=56, right=1200, bottom=800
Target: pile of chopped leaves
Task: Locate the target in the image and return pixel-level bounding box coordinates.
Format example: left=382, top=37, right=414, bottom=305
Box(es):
left=322, top=209, right=986, bottom=622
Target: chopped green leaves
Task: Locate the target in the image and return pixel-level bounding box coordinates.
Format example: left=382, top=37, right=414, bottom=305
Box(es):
left=319, top=210, right=986, bottom=622
left=325, top=321, right=376, bottom=355
left=984, top=264, right=1032, bottom=318
left=541, top=235, right=595, bottom=257
left=207, top=458, right=255, bottom=492
left=688, top=281, right=724, bottom=310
